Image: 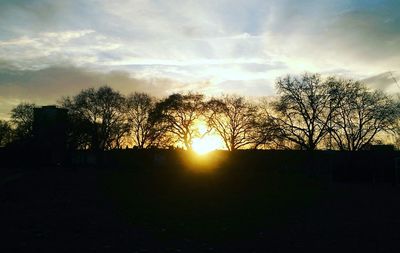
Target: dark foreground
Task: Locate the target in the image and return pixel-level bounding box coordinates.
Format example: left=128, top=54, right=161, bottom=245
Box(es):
left=2, top=166, right=400, bottom=252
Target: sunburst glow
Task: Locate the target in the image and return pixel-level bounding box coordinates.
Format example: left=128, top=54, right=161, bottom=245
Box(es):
left=192, top=135, right=224, bottom=155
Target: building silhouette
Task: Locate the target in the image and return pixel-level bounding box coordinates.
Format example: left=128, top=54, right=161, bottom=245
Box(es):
left=32, top=105, right=68, bottom=165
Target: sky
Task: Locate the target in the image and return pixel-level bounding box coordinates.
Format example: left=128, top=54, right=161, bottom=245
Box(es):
left=0, top=0, right=400, bottom=119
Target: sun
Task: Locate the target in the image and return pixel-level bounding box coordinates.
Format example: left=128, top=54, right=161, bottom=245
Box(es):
left=191, top=119, right=225, bottom=155
left=192, top=135, right=224, bottom=155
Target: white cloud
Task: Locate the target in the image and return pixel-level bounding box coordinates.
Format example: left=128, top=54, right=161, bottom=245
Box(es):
left=0, top=30, right=121, bottom=69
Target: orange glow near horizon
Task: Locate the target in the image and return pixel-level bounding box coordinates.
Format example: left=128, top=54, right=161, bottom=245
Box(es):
left=192, top=135, right=225, bottom=155
left=190, top=120, right=225, bottom=154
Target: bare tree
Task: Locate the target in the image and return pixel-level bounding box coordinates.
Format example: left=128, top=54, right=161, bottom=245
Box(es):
left=271, top=73, right=342, bottom=150
left=251, top=99, right=285, bottom=149
left=60, top=86, right=129, bottom=150
left=126, top=92, right=167, bottom=148
left=206, top=95, right=257, bottom=151
left=10, top=103, right=36, bottom=140
left=330, top=80, right=398, bottom=150
left=152, top=93, right=204, bottom=150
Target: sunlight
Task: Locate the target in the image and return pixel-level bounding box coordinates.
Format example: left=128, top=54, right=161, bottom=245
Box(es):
left=197, top=122, right=208, bottom=136
left=192, top=135, right=224, bottom=155
left=191, top=119, right=225, bottom=155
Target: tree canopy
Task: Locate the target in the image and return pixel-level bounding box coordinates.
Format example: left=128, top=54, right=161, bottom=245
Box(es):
left=61, top=86, right=128, bottom=150
left=152, top=93, right=205, bottom=150
left=10, top=103, right=36, bottom=141
left=206, top=95, right=257, bottom=151
left=2, top=73, right=399, bottom=151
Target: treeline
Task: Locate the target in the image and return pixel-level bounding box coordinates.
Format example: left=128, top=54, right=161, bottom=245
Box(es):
left=0, top=73, right=399, bottom=151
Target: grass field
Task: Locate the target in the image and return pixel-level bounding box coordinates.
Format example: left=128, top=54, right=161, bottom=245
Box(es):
left=3, top=152, right=400, bottom=251
left=100, top=151, right=322, bottom=241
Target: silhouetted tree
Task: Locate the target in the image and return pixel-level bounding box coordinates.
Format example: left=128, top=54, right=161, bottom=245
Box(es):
left=61, top=86, right=129, bottom=150
left=206, top=95, right=257, bottom=151
left=65, top=116, right=93, bottom=150
left=152, top=93, right=205, bottom=150
left=251, top=99, right=285, bottom=149
left=0, top=120, right=12, bottom=147
left=126, top=92, right=162, bottom=148
left=10, top=103, right=36, bottom=140
left=329, top=80, right=398, bottom=150
left=271, top=73, right=342, bottom=150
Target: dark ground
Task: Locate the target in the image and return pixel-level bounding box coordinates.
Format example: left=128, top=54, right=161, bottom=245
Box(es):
left=2, top=167, right=400, bottom=252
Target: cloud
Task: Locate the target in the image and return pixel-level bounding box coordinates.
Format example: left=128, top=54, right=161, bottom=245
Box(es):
left=0, top=30, right=121, bottom=69
left=362, top=71, right=400, bottom=93
left=0, top=64, right=215, bottom=119
left=262, top=0, right=400, bottom=77
left=94, top=0, right=400, bottom=81
left=0, top=0, right=73, bottom=38
left=1, top=0, right=400, bottom=117
left=218, top=79, right=274, bottom=97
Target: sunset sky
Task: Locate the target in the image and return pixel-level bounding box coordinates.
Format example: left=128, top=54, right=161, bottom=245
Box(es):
left=0, top=0, right=399, bottom=119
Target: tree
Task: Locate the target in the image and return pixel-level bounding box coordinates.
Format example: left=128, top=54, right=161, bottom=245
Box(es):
left=126, top=92, right=165, bottom=148
left=271, top=73, right=342, bottom=150
left=329, top=80, right=398, bottom=150
left=0, top=120, right=12, bottom=147
left=152, top=93, right=205, bottom=150
left=60, top=86, right=129, bottom=150
left=251, top=99, right=285, bottom=149
left=206, top=95, right=257, bottom=151
left=64, top=115, right=93, bottom=150
left=10, top=103, right=36, bottom=140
